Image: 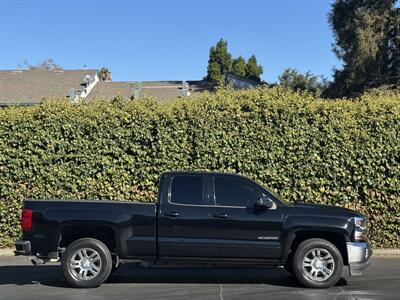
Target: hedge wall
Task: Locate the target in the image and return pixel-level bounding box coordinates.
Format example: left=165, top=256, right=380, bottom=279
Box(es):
left=0, top=87, right=399, bottom=248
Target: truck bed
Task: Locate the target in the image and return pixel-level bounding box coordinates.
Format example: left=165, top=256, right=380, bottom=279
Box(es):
left=22, top=198, right=157, bottom=258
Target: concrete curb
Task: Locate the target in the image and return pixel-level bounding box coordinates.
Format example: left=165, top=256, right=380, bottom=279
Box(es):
left=373, top=248, right=400, bottom=256
left=1, top=248, right=399, bottom=257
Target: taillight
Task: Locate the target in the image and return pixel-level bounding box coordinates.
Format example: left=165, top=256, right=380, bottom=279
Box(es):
left=21, top=208, right=33, bottom=231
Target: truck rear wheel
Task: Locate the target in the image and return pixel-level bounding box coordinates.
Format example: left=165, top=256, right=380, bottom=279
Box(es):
left=293, top=238, right=343, bottom=288
left=61, top=238, right=112, bottom=288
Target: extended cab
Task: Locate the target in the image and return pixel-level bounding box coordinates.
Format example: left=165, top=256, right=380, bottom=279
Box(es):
left=15, top=171, right=372, bottom=288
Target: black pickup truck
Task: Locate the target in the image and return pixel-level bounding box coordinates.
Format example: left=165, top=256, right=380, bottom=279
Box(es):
left=15, top=171, right=371, bottom=288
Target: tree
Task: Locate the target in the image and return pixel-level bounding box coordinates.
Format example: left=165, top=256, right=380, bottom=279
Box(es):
left=206, top=39, right=232, bottom=83
left=19, top=59, right=63, bottom=70
left=278, top=68, right=327, bottom=95
left=384, top=7, right=400, bottom=88
left=245, top=55, right=263, bottom=81
left=327, top=0, right=399, bottom=97
left=98, top=67, right=112, bottom=81
left=206, top=39, right=265, bottom=83
left=232, top=56, right=246, bottom=77
left=206, top=61, right=223, bottom=83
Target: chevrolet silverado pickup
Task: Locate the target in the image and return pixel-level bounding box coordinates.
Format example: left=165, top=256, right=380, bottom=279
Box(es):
left=15, top=171, right=372, bottom=288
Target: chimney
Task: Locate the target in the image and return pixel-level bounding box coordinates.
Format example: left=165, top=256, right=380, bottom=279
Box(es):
left=182, top=81, right=190, bottom=97
left=134, top=81, right=142, bottom=99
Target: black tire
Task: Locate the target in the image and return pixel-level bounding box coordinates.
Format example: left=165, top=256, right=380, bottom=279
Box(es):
left=61, top=238, right=112, bottom=288
left=284, top=252, right=294, bottom=274
left=293, top=238, right=343, bottom=288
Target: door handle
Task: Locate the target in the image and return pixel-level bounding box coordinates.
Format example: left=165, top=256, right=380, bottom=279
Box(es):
left=213, top=213, right=229, bottom=219
left=164, top=212, right=180, bottom=217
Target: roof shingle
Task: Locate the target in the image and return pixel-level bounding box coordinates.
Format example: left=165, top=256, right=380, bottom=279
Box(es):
left=86, top=80, right=216, bottom=102
left=0, top=69, right=98, bottom=105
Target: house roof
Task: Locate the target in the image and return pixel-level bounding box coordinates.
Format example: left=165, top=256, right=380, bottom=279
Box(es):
left=85, top=81, right=133, bottom=100
left=0, top=69, right=98, bottom=106
left=0, top=68, right=217, bottom=106
left=86, top=80, right=216, bottom=102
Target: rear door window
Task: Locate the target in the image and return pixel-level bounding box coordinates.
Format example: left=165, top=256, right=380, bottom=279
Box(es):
left=170, top=176, right=204, bottom=205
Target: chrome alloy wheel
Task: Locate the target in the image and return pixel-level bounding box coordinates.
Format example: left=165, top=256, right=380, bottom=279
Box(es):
left=69, top=248, right=102, bottom=281
left=302, top=248, right=335, bottom=282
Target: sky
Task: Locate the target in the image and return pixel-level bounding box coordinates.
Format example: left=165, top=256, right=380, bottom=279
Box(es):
left=0, top=0, right=340, bottom=83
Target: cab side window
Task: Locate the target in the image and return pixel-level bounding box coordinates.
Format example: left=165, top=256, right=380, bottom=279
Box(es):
left=214, top=176, right=259, bottom=207
left=170, top=176, right=203, bottom=205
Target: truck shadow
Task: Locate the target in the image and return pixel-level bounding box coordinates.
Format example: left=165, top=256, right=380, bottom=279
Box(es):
left=0, top=263, right=348, bottom=288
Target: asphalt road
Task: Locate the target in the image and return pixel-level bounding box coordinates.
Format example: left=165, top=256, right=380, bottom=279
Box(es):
left=0, top=256, right=399, bottom=300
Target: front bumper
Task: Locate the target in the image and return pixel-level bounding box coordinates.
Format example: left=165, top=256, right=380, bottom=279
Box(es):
left=14, top=240, right=31, bottom=256
left=347, top=242, right=372, bottom=276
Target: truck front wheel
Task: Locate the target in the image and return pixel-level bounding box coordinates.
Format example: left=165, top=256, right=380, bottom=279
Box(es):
left=61, top=238, right=112, bottom=288
left=293, top=238, right=343, bottom=288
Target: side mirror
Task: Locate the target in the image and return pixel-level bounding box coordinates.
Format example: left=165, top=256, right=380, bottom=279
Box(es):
left=255, top=196, right=274, bottom=209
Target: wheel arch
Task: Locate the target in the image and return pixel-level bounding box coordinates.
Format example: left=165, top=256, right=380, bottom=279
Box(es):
left=283, top=228, right=349, bottom=265
left=58, top=223, right=119, bottom=255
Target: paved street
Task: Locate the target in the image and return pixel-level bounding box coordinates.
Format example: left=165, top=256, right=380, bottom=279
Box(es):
left=0, top=256, right=399, bottom=300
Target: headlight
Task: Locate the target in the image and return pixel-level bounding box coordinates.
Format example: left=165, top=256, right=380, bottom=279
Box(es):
left=354, top=217, right=368, bottom=241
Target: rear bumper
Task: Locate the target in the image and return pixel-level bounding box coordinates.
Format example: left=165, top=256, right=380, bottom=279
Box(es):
left=14, top=240, right=31, bottom=256
left=347, top=242, right=372, bottom=276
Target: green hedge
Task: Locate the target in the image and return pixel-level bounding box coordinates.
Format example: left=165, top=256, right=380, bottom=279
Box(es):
left=0, top=87, right=399, bottom=248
